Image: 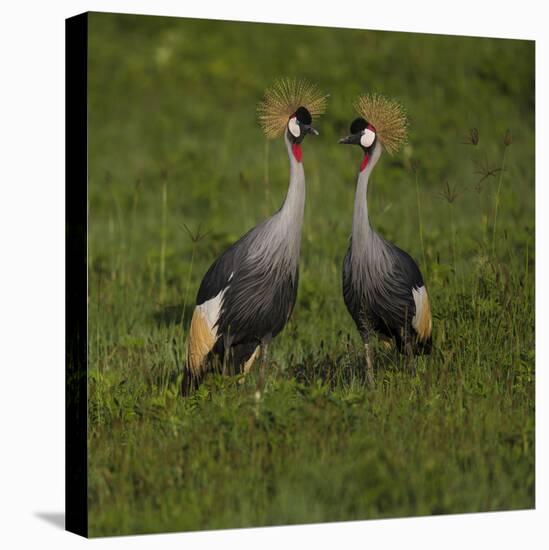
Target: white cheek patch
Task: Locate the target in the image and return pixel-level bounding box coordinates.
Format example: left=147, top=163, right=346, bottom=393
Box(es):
left=360, top=128, right=376, bottom=148
left=288, top=117, right=300, bottom=138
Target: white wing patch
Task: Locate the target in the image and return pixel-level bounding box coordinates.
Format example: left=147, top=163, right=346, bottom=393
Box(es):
left=197, top=286, right=228, bottom=338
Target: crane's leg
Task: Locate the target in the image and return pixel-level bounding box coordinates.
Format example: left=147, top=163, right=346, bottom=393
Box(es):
left=364, top=341, right=374, bottom=386
left=238, top=346, right=259, bottom=385
left=257, top=343, right=269, bottom=391
left=404, top=340, right=416, bottom=376
left=181, top=368, right=193, bottom=396
left=221, top=347, right=229, bottom=376
left=359, top=323, right=375, bottom=386
left=221, top=333, right=233, bottom=376
left=242, top=346, right=259, bottom=375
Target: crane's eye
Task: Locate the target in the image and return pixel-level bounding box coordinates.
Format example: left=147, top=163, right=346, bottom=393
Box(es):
left=360, top=128, right=376, bottom=148
left=288, top=116, right=300, bottom=138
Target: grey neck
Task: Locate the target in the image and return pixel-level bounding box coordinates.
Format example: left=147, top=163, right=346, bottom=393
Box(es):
left=274, top=131, right=306, bottom=260
left=351, top=141, right=382, bottom=261
left=245, top=130, right=306, bottom=280
left=280, top=131, right=305, bottom=218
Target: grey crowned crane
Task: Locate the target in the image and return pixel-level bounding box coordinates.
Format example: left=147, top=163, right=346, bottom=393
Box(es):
left=184, top=79, right=327, bottom=394
left=340, top=94, right=432, bottom=384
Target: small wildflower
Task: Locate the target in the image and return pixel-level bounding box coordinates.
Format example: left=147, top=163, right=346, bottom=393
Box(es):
left=180, top=222, right=210, bottom=243
left=473, top=157, right=503, bottom=191
left=462, top=128, right=479, bottom=145
left=410, top=158, right=421, bottom=174
left=436, top=180, right=459, bottom=204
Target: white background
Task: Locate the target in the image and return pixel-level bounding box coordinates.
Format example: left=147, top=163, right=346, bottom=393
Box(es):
left=0, top=1, right=546, bottom=548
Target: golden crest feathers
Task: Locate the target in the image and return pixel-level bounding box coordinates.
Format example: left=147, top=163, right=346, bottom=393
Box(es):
left=354, top=93, right=408, bottom=155
left=258, top=78, right=328, bottom=139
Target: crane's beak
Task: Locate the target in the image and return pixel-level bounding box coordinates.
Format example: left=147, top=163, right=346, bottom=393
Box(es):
left=302, top=124, right=319, bottom=136
left=338, top=134, right=360, bottom=145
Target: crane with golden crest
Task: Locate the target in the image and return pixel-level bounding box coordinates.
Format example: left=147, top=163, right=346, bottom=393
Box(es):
left=339, top=94, right=432, bottom=384
left=184, top=78, right=327, bottom=394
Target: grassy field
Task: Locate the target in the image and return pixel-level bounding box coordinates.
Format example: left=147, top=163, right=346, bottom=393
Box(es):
left=86, top=13, right=535, bottom=537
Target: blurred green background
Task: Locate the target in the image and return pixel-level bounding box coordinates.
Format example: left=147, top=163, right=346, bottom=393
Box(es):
left=87, top=12, right=534, bottom=537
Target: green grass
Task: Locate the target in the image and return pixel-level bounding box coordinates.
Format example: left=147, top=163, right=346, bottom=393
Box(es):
left=86, top=12, right=535, bottom=537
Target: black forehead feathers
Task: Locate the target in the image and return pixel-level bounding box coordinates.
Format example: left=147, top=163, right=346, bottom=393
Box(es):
left=295, top=106, right=312, bottom=125
left=350, top=117, right=368, bottom=134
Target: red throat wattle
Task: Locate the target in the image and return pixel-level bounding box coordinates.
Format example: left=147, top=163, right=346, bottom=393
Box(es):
left=360, top=153, right=370, bottom=172
left=292, top=143, right=303, bottom=162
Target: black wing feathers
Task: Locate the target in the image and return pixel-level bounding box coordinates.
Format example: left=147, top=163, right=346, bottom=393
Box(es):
left=218, top=263, right=298, bottom=346
left=195, top=222, right=298, bottom=365
left=392, top=245, right=424, bottom=290
left=196, top=237, right=246, bottom=306
left=342, top=239, right=429, bottom=353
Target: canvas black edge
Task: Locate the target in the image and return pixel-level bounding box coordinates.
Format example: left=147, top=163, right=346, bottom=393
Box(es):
left=66, top=11, right=89, bottom=538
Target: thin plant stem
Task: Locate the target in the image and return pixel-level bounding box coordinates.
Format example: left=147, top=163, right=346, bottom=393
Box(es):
left=492, top=147, right=508, bottom=257
left=414, top=170, right=427, bottom=274
left=160, top=177, right=168, bottom=303
left=181, top=243, right=196, bottom=333
left=127, top=180, right=141, bottom=262
left=449, top=204, right=455, bottom=272
left=524, top=232, right=530, bottom=317
left=96, top=271, right=101, bottom=372
left=449, top=202, right=461, bottom=291
left=264, top=139, right=271, bottom=215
